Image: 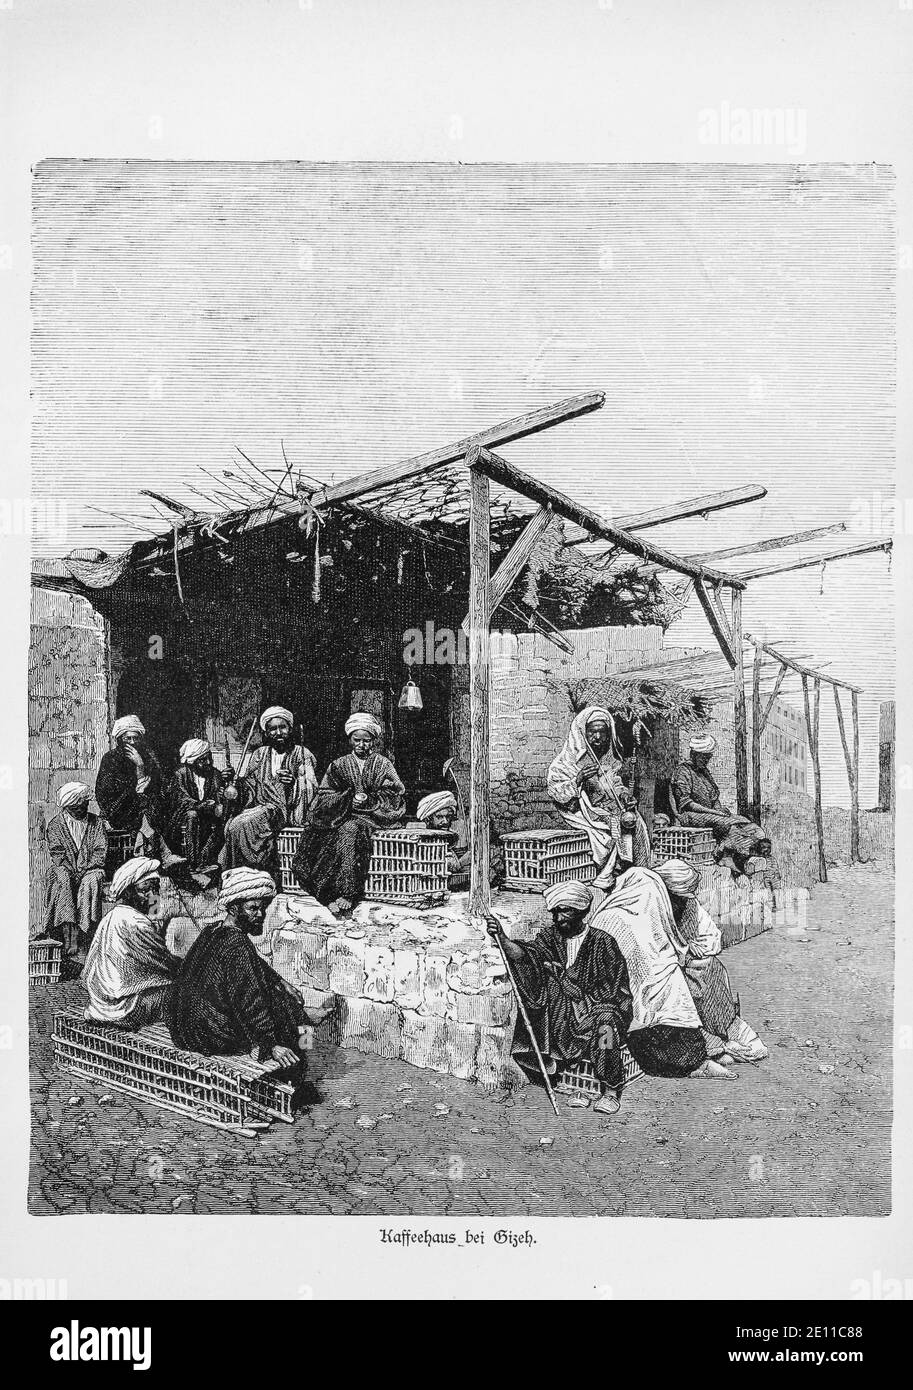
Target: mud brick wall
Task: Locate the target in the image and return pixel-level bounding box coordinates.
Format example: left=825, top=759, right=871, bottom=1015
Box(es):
left=29, top=586, right=109, bottom=935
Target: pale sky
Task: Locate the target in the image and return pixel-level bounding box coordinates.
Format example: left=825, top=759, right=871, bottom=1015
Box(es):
left=31, top=160, right=894, bottom=806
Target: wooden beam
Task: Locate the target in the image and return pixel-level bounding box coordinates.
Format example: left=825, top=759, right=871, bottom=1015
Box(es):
left=311, top=392, right=605, bottom=510
left=737, top=538, right=893, bottom=580
left=759, top=662, right=789, bottom=731
left=694, top=579, right=737, bottom=667
left=751, top=644, right=763, bottom=823
left=833, top=686, right=860, bottom=863
left=474, top=447, right=746, bottom=589
left=731, top=589, right=749, bottom=817
left=461, top=504, right=554, bottom=631
left=744, top=633, right=860, bottom=693
left=467, top=447, right=491, bottom=918
left=564, top=483, right=768, bottom=543
left=803, top=675, right=827, bottom=882
left=878, top=700, right=895, bottom=811
left=851, top=691, right=861, bottom=861
left=683, top=521, right=846, bottom=565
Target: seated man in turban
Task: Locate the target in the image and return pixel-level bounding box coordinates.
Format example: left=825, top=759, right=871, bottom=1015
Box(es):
left=81, top=857, right=176, bottom=1028
left=487, top=881, right=633, bottom=1115
left=588, top=862, right=734, bottom=1080
left=654, top=859, right=768, bottom=1064
left=547, top=705, right=651, bottom=885
left=672, top=734, right=771, bottom=876
left=411, top=790, right=503, bottom=886
left=165, top=869, right=333, bottom=1075
left=220, top=707, right=317, bottom=880
left=165, top=739, right=230, bottom=876
left=293, top=713, right=405, bottom=916
left=43, top=782, right=108, bottom=969
left=95, top=715, right=185, bottom=873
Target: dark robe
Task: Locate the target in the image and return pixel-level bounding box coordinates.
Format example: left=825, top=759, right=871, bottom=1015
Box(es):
left=508, top=923, right=633, bottom=1089
left=95, top=744, right=165, bottom=836
left=165, top=763, right=228, bottom=869
left=43, top=811, right=108, bottom=957
left=671, top=758, right=768, bottom=872
left=293, top=752, right=405, bottom=906
left=165, top=921, right=307, bottom=1061
left=220, top=744, right=317, bottom=875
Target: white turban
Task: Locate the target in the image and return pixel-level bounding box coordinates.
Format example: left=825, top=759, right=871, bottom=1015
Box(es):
left=689, top=733, right=716, bottom=754
left=112, top=715, right=145, bottom=742
left=259, top=706, right=294, bottom=733
left=543, top=880, right=593, bottom=913
left=57, top=781, right=90, bottom=809
left=180, top=739, right=210, bottom=764
left=218, top=867, right=277, bottom=909
left=111, top=856, right=161, bottom=902
left=654, top=858, right=701, bottom=900
left=345, top=713, right=382, bottom=739
left=416, top=791, right=457, bottom=823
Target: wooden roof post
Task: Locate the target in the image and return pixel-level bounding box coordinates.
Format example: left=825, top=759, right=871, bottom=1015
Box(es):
left=730, top=588, right=749, bottom=818
left=802, top=675, right=827, bottom=882
left=467, top=446, right=491, bottom=919
left=751, top=643, right=763, bottom=824
left=833, top=685, right=860, bottom=864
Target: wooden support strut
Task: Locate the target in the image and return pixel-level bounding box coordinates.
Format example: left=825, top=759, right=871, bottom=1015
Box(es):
left=731, top=588, right=749, bottom=817
left=693, top=578, right=737, bottom=668
left=833, top=685, right=860, bottom=863
left=466, top=446, right=491, bottom=918
left=802, top=675, right=827, bottom=882
left=751, top=644, right=763, bottom=824
left=461, top=503, right=555, bottom=631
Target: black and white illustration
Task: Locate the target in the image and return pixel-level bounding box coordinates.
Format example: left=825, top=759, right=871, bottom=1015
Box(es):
left=28, top=161, right=894, bottom=1218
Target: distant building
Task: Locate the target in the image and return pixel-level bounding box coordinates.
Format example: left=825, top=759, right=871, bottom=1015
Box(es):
left=763, top=700, right=807, bottom=791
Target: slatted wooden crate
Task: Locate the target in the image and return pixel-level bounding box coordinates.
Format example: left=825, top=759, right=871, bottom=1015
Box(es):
left=557, top=1046, right=643, bottom=1097
left=501, top=828, right=596, bottom=892
left=29, top=937, right=63, bottom=985
left=365, top=829, right=450, bottom=907
left=104, top=829, right=136, bottom=878
left=52, top=1011, right=295, bottom=1137
left=277, top=828, right=304, bottom=891
left=652, top=825, right=716, bottom=865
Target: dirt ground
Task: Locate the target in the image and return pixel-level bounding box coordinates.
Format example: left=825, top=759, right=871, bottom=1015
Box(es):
left=28, top=864, right=892, bottom=1218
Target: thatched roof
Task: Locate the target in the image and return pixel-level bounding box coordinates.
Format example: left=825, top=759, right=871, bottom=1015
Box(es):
left=568, top=674, right=712, bottom=730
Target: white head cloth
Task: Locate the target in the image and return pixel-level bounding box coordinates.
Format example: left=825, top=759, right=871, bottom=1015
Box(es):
left=112, top=714, right=145, bottom=742
left=180, top=739, right=210, bottom=764
left=57, top=781, right=90, bottom=809
left=543, top=880, right=594, bottom=913
left=259, top=706, right=294, bottom=733
left=416, top=791, right=457, bottom=822
left=689, top=733, right=716, bottom=754
left=345, top=712, right=382, bottom=739
left=219, top=867, right=277, bottom=910
left=654, top=857, right=701, bottom=900
left=111, top=856, right=161, bottom=902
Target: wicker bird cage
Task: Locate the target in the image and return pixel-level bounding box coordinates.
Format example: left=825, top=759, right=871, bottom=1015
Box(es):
left=365, top=829, right=450, bottom=907
left=501, top=828, right=596, bottom=893
left=652, top=825, right=716, bottom=865
left=52, top=1013, right=294, bottom=1135
left=557, top=1047, right=643, bottom=1097
left=29, top=937, right=63, bottom=985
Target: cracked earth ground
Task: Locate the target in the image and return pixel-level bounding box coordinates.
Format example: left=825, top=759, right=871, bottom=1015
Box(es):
left=28, top=865, right=892, bottom=1219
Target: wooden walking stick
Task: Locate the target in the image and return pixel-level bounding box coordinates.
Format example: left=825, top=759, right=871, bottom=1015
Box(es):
left=484, top=911, right=560, bottom=1119
left=236, top=716, right=259, bottom=779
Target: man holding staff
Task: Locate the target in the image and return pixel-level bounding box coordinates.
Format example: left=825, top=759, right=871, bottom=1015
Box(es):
left=220, top=706, right=317, bottom=880
left=486, top=881, right=633, bottom=1115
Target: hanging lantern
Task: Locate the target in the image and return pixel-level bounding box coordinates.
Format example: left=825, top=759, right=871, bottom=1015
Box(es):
left=398, top=668, right=423, bottom=710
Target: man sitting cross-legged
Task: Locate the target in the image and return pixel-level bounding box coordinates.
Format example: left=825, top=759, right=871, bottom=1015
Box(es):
left=165, top=868, right=334, bottom=1076
left=81, top=856, right=176, bottom=1028
left=486, top=880, right=633, bottom=1115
